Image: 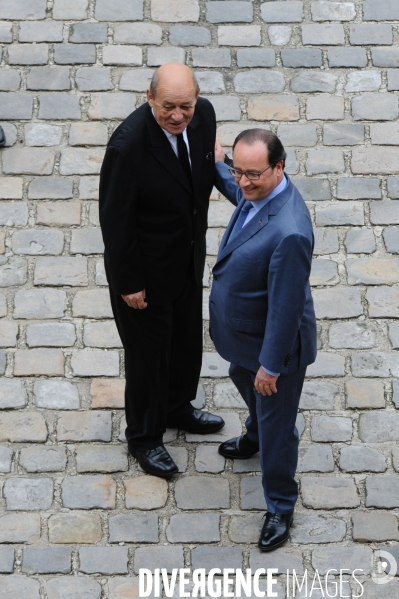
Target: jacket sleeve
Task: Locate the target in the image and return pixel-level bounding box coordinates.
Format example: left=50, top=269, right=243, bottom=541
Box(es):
left=99, top=145, right=145, bottom=295
left=259, top=232, right=313, bottom=373
left=214, top=161, right=242, bottom=207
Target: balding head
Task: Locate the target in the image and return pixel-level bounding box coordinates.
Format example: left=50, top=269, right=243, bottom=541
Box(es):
left=147, top=63, right=200, bottom=135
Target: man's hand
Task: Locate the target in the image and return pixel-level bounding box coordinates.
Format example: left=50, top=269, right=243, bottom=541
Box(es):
left=255, top=367, right=278, bottom=396
left=122, top=289, right=148, bottom=309
left=214, top=139, right=225, bottom=163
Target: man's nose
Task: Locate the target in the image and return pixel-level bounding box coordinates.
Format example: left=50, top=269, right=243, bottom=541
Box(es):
left=170, top=108, right=184, bottom=120
left=239, top=174, right=252, bottom=187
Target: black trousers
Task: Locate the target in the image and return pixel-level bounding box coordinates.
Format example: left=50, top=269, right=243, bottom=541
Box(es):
left=109, top=264, right=203, bottom=449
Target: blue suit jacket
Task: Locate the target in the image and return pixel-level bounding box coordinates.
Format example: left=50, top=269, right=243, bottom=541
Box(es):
left=209, top=163, right=317, bottom=376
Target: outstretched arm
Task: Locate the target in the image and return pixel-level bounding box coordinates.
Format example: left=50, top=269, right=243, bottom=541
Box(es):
left=214, top=140, right=242, bottom=207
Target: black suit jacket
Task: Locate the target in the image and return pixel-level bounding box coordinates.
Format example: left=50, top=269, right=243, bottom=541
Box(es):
left=99, top=98, right=216, bottom=303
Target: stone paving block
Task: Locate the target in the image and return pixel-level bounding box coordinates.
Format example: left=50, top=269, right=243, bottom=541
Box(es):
left=62, top=474, right=116, bottom=509
left=378, top=222, right=399, bottom=254
left=192, top=546, right=242, bottom=573
left=0, top=20, right=12, bottom=41
left=96, top=261, right=107, bottom=285
left=200, top=352, right=229, bottom=378
left=366, top=476, right=399, bottom=509
left=102, top=45, right=142, bottom=66
left=48, top=512, right=102, bottom=544
left=148, top=47, right=186, bottom=66
left=60, top=147, right=105, bottom=175
left=193, top=71, right=225, bottom=94
left=313, top=287, right=363, bottom=319
left=0, top=71, right=21, bottom=92
left=353, top=147, right=399, bottom=175
left=0, top=378, right=26, bottom=408
left=247, top=95, right=299, bottom=121
left=186, top=412, right=242, bottom=443
left=8, top=43, right=48, bottom=65
left=300, top=381, right=339, bottom=410
left=151, top=0, right=198, bottom=22
left=297, top=444, right=334, bottom=472
left=250, top=547, right=304, bottom=574
left=310, top=259, right=339, bottom=286
left=307, top=149, right=344, bottom=175
left=290, top=514, right=346, bottom=544
left=390, top=324, right=399, bottom=350
left=281, top=48, right=321, bottom=68
left=312, top=545, right=372, bottom=575
left=12, top=229, right=64, bottom=255
left=234, top=70, right=284, bottom=94
left=359, top=411, right=399, bottom=443
left=0, top=446, right=12, bottom=473
left=330, top=322, right=376, bottom=350
left=124, top=476, right=167, bottom=509
left=328, top=47, right=367, bottom=68
left=79, top=175, right=100, bottom=199
left=4, top=477, right=53, bottom=510
left=316, top=201, right=364, bottom=225
left=20, top=446, right=67, bottom=473
left=364, top=0, right=399, bottom=20
left=76, top=445, right=127, bottom=473
left=352, top=351, right=399, bottom=377
left=83, top=321, right=121, bottom=349
left=134, top=548, right=185, bottom=579
left=353, top=94, right=398, bottom=121
left=46, top=577, right=101, bottom=599
left=90, top=378, right=124, bottom=409
left=393, top=445, right=399, bottom=470
left=370, top=200, right=399, bottom=224
left=305, top=352, right=346, bottom=377
left=167, top=513, right=220, bottom=543
left=350, top=23, right=392, bottom=45
left=213, top=381, right=246, bottom=408
left=347, top=257, right=399, bottom=285
left=57, top=411, right=112, bottom=442
left=88, top=93, right=136, bottom=120
left=76, top=68, right=113, bottom=92
left=0, top=546, right=14, bottom=573
left=324, top=123, right=364, bottom=147
left=268, top=24, right=292, bottom=45
left=302, top=24, right=345, bottom=45
left=306, top=95, right=344, bottom=120
left=195, top=445, right=225, bottom=473
left=52, top=0, right=89, bottom=19
left=261, top=1, right=303, bottom=22
left=0, top=256, right=27, bottom=287
left=207, top=1, right=253, bottom=23
left=38, top=94, right=81, bottom=121
left=240, top=476, right=265, bottom=510
left=27, top=322, right=75, bottom=348
left=14, top=289, right=66, bottom=319
left=14, top=349, right=64, bottom=376
left=166, top=446, right=188, bottom=472
left=0, top=93, right=32, bottom=119
left=114, top=23, right=162, bottom=44
left=203, top=95, right=240, bottom=121
left=352, top=511, right=399, bottom=542
left=79, top=547, right=128, bottom=575
left=371, top=122, right=399, bottom=146
left=54, top=44, right=96, bottom=65
left=0, top=513, right=40, bottom=544
left=388, top=69, right=399, bottom=91
left=108, top=578, right=148, bottom=599
left=25, top=123, right=63, bottom=146
left=34, top=379, right=79, bottom=410
left=0, top=412, right=47, bottom=442
left=169, top=25, right=210, bottom=46
left=3, top=147, right=54, bottom=175
left=301, top=476, right=359, bottom=509
left=0, top=321, right=18, bottom=348
left=346, top=71, right=381, bottom=94
left=0, top=0, right=46, bottom=19
left=0, top=576, right=40, bottom=599
left=278, top=124, right=317, bottom=147
left=340, top=446, right=386, bottom=473
left=19, top=21, right=63, bottom=42
left=109, top=514, right=159, bottom=543
left=294, top=178, right=331, bottom=202
left=372, top=47, right=399, bottom=66
left=218, top=25, right=261, bottom=46
left=228, top=513, right=264, bottom=543
left=217, top=122, right=271, bottom=146
left=311, top=415, right=352, bottom=442
left=192, top=48, right=231, bottom=68
left=29, top=177, right=73, bottom=199
left=337, top=178, right=380, bottom=200
left=70, top=228, right=104, bottom=255
left=312, top=1, right=356, bottom=21
left=313, top=228, right=339, bottom=256
left=73, top=290, right=113, bottom=319
left=22, top=547, right=71, bottom=574
left=236, top=48, right=275, bottom=68
left=175, top=476, right=229, bottom=509
left=70, top=23, right=108, bottom=43
left=346, top=378, right=384, bottom=410
left=34, top=256, right=88, bottom=286
left=0, top=178, right=23, bottom=199
left=291, top=72, right=337, bottom=93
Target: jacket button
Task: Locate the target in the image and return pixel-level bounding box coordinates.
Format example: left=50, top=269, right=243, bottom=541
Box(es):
left=193, top=209, right=197, bottom=215
left=190, top=240, right=194, bottom=246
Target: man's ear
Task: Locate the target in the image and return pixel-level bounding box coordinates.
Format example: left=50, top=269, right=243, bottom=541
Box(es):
left=146, top=89, right=154, bottom=106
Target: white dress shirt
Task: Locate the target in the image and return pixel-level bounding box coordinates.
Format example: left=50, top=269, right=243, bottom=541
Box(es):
left=151, top=108, right=191, bottom=166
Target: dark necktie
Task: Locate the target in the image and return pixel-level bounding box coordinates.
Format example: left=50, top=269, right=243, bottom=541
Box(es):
left=229, top=202, right=252, bottom=241
left=177, top=133, right=192, bottom=185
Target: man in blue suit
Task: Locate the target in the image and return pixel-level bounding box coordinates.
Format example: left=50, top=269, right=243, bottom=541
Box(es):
left=210, top=129, right=317, bottom=551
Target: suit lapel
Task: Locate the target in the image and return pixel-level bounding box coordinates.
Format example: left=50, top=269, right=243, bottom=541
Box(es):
left=186, top=113, right=202, bottom=200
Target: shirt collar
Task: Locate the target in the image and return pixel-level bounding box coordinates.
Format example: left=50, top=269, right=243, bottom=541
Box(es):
left=250, top=173, right=288, bottom=212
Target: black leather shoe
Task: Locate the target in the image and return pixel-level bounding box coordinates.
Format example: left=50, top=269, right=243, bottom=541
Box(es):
left=258, top=511, right=294, bottom=552
left=168, top=409, right=225, bottom=434
left=128, top=444, right=178, bottom=478
left=218, top=434, right=259, bottom=459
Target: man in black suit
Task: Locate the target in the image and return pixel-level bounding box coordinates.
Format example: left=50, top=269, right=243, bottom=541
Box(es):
left=99, top=63, right=224, bottom=477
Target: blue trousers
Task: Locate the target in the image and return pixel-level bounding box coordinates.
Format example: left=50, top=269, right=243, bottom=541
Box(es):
left=229, top=363, right=307, bottom=514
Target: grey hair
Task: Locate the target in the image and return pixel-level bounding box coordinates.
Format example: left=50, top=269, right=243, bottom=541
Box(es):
left=149, top=68, right=200, bottom=97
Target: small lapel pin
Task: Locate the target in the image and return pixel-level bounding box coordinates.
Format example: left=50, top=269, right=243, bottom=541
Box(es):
left=259, top=220, right=262, bottom=225
left=206, top=152, right=214, bottom=160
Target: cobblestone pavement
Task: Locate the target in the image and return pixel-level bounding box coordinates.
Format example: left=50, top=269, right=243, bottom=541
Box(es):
left=1, top=0, right=399, bottom=597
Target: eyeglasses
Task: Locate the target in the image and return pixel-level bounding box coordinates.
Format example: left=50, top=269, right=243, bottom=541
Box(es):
left=228, top=165, right=272, bottom=181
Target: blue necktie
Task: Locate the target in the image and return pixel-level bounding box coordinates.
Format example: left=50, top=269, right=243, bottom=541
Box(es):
left=229, top=202, right=251, bottom=241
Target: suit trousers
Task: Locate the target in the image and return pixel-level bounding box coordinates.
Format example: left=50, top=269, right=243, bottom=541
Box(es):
left=229, top=363, right=307, bottom=514
left=109, top=262, right=203, bottom=449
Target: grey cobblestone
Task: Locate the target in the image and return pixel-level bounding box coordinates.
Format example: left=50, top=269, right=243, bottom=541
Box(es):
left=22, top=547, right=71, bottom=574
left=4, top=477, right=53, bottom=510
left=340, top=446, right=386, bottom=473
left=166, top=514, right=220, bottom=543
left=20, top=446, right=67, bottom=472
